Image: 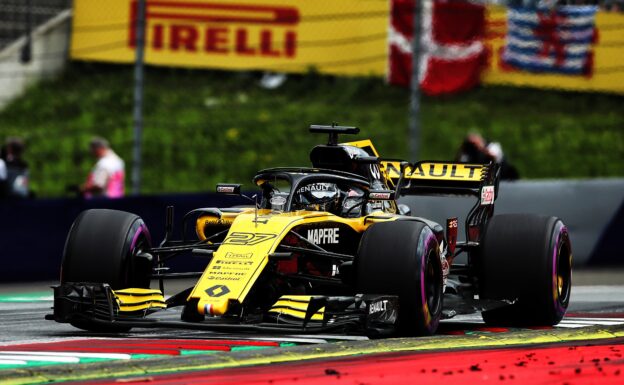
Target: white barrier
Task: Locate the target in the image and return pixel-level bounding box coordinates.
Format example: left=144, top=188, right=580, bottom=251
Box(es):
left=0, top=10, right=71, bottom=111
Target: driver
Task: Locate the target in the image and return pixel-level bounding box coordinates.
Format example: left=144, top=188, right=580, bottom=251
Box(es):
left=292, top=182, right=341, bottom=213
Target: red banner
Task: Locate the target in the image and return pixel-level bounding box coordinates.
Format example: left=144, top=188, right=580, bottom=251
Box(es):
left=389, top=0, right=487, bottom=95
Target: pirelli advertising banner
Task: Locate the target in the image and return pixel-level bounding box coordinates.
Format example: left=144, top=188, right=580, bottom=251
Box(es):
left=70, top=0, right=389, bottom=76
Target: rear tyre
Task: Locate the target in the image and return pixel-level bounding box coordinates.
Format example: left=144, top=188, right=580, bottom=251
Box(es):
left=356, top=221, right=443, bottom=336
left=478, top=214, right=572, bottom=326
left=61, top=209, right=153, bottom=331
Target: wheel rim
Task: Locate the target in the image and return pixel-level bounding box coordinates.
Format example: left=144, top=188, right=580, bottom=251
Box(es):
left=425, top=248, right=443, bottom=317
left=555, top=233, right=572, bottom=307
left=125, top=224, right=152, bottom=288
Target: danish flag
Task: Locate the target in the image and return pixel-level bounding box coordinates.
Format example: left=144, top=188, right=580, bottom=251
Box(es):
left=388, top=0, right=487, bottom=95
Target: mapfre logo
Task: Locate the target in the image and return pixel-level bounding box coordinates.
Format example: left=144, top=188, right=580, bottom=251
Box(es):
left=128, top=1, right=300, bottom=58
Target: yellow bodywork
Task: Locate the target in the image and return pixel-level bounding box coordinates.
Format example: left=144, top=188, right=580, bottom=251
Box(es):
left=189, top=209, right=397, bottom=316
left=113, top=288, right=166, bottom=313
left=268, top=295, right=325, bottom=321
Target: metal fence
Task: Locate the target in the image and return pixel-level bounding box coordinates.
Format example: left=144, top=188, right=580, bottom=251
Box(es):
left=0, top=0, right=71, bottom=50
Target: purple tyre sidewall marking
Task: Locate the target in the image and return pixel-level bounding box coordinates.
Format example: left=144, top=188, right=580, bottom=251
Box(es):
left=130, top=222, right=151, bottom=252
left=417, top=228, right=438, bottom=328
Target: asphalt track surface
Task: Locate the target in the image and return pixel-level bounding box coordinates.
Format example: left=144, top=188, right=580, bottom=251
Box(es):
left=0, top=269, right=622, bottom=384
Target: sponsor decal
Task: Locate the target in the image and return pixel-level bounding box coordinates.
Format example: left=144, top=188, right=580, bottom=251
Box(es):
left=216, top=260, right=253, bottom=266
left=369, top=299, right=388, bottom=314
left=224, top=251, right=253, bottom=259
left=369, top=191, right=393, bottom=200
left=296, top=183, right=332, bottom=194
left=446, top=217, right=458, bottom=255
left=217, top=186, right=236, bottom=193
left=206, top=270, right=246, bottom=281
left=307, top=228, right=339, bottom=245
left=205, top=284, right=230, bottom=297
left=481, top=185, right=495, bottom=205
left=383, top=162, right=483, bottom=181
left=208, top=271, right=246, bottom=276
left=206, top=276, right=241, bottom=281
left=128, top=1, right=299, bottom=58
left=223, top=232, right=277, bottom=246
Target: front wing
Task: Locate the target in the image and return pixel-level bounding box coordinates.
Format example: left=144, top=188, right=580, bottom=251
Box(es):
left=48, top=283, right=399, bottom=337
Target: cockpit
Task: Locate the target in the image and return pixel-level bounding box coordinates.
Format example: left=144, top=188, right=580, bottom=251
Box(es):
left=254, top=168, right=379, bottom=218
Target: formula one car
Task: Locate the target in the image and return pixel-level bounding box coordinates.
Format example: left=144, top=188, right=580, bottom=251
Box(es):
left=49, top=125, right=572, bottom=337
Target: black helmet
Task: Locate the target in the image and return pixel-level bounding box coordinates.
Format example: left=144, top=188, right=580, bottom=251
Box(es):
left=293, top=182, right=340, bottom=213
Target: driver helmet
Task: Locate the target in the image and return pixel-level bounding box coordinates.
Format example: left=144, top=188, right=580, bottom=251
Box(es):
left=293, top=182, right=340, bottom=213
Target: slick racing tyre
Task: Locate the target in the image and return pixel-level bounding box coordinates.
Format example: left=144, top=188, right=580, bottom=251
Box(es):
left=61, top=209, right=153, bottom=331
left=478, top=214, right=572, bottom=326
left=356, top=220, right=443, bottom=336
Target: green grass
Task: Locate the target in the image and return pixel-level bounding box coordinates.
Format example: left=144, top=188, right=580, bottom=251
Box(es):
left=0, top=62, right=622, bottom=197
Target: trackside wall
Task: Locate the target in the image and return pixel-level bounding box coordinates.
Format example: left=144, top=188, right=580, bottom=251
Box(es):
left=400, top=179, right=624, bottom=267
left=0, top=179, right=622, bottom=281
left=0, top=193, right=247, bottom=281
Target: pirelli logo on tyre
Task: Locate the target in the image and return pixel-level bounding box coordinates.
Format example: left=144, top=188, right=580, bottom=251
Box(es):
left=128, top=1, right=299, bottom=58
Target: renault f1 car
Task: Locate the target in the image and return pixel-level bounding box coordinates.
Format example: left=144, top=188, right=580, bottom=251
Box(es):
left=49, top=125, right=572, bottom=337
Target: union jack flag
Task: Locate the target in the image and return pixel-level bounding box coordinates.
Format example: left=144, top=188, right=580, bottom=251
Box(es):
left=502, top=6, right=598, bottom=76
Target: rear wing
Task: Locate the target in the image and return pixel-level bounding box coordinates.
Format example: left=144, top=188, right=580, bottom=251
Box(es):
left=382, top=160, right=501, bottom=244
left=380, top=160, right=499, bottom=198
left=342, top=137, right=500, bottom=244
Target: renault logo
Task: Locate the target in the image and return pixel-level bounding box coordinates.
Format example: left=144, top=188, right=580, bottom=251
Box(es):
left=205, top=285, right=230, bottom=297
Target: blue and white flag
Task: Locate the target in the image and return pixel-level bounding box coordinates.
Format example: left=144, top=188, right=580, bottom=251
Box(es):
left=502, top=6, right=598, bottom=75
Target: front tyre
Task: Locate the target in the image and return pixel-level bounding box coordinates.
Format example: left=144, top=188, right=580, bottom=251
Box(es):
left=61, top=209, right=153, bottom=331
left=478, top=214, right=572, bottom=326
left=356, top=221, right=443, bottom=336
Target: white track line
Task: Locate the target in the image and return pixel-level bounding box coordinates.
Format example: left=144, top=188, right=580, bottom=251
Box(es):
left=292, top=334, right=370, bottom=341
left=565, top=317, right=624, bottom=322
left=555, top=323, right=592, bottom=328
left=0, top=354, right=79, bottom=363
left=0, top=359, right=27, bottom=365
left=0, top=351, right=131, bottom=360
left=253, top=337, right=329, bottom=344
left=560, top=319, right=624, bottom=326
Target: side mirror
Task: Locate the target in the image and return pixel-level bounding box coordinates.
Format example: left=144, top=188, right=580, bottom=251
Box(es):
left=398, top=204, right=411, bottom=216
left=216, top=183, right=241, bottom=195
left=216, top=183, right=258, bottom=207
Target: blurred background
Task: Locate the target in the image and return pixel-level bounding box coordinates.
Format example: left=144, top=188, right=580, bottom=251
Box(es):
left=0, top=0, right=622, bottom=280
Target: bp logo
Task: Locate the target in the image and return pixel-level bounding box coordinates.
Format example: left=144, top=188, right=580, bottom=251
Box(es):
left=205, top=284, right=230, bottom=297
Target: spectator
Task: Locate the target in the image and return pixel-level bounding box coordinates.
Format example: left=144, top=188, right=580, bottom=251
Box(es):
left=3, top=137, right=31, bottom=198
left=80, top=137, right=125, bottom=198
left=456, top=133, right=520, bottom=180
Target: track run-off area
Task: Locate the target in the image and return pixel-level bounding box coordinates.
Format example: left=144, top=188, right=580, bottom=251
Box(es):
left=0, top=272, right=622, bottom=384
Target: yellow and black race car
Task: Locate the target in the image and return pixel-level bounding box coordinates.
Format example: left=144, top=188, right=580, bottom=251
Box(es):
left=49, top=125, right=572, bottom=337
